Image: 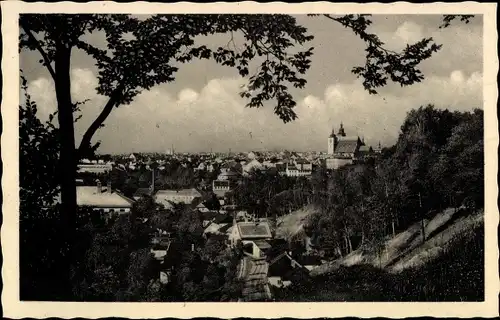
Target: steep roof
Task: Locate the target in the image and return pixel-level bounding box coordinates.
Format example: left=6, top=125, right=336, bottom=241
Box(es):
left=238, top=257, right=272, bottom=301
left=335, top=139, right=360, bottom=154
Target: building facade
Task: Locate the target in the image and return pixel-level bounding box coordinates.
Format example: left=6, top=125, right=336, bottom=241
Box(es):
left=326, top=123, right=377, bottom=170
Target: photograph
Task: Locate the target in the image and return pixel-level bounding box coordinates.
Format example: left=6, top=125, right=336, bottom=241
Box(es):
left=2, top=1, right=498, bottom=319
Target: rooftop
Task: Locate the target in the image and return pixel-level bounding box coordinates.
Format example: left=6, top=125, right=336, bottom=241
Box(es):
left=155, top=188, right=202, bottom=198
left=76, top=186, right=134, bottom=208
left=238, top=258, right=272, bottom=301
left=237, top=221, right=273, bottom=239
left=335, top=139, right=360, bottom=154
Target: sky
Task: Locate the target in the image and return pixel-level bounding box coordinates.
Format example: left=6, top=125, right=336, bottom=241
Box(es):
left=20, top=14, right=483, bottom=154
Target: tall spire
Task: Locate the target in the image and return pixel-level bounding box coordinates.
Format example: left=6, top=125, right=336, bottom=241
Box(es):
left=329, top=125, right=336, bottom=138
left=338, top=122, right=346, bottom=137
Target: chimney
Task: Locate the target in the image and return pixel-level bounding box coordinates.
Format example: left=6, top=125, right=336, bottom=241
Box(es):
left=96, top=179, right=102, bottom=193
left=107, top=180, right=112, bottom=194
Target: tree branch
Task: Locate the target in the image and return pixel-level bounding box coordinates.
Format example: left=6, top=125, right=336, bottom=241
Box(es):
left=77, top=83, right=125, bottom=157
left=20, top=22, right=57, bottom=81
left=323, top=14, right=398, bottom=55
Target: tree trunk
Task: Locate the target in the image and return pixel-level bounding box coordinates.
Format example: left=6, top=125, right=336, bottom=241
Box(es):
left=55, top=43, right=77, bottom=229
left=344, top=225, right=353, bottom=252
left=391, top=219, right=396, bottom=238
left=343, top=235, right=349, bottom=254
left=420, top=217, right=426, bottom=244
left=54, top=42, right=76, bottom=299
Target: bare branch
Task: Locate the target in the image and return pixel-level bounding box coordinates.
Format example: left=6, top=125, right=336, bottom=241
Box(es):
left=20, top=23, right=57, bottom=81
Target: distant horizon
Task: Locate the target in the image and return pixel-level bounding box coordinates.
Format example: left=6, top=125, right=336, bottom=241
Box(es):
left=22, top=14, right=482, bottom=154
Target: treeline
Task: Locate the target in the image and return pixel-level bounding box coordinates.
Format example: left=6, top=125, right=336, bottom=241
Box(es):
left=307, top=105, right=483, bottom=258
left=231, top=105, right=484, bottom=259
left=229, top=170, right=313, bottom=216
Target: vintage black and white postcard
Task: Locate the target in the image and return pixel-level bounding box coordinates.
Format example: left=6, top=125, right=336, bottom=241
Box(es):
left=1, top=1, right=498, bottom=318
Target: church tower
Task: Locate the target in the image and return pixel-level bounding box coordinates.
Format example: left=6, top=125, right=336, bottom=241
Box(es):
left=327, top=126, right=336, bottom=155
left=338, top=122, right=346, bottom=137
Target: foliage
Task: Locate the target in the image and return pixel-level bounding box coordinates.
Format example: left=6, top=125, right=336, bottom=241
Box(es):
left=278, top=220, right=484, bottom=302
left=307, top=105, right=484, bottom=259
left=19, top=14, right=477, bottom=301
left=19, top=74, right=71, bottom=300
left=230, top=169, right=310, bottom=216
left=320, top=14, right=441, bottom=94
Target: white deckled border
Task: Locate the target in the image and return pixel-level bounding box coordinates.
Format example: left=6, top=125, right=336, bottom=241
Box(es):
left=1, top=1, right=498, bottom=319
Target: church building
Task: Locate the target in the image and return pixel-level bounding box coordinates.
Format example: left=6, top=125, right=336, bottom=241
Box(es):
left=326, top=123, right=371, bottom=169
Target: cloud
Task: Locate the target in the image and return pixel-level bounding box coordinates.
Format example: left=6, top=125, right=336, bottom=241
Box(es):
left=376, top=19, right=482, bottom=77
left=392, top=21, right=424, bottom=47
left=26, top=64, right=482, bottom=154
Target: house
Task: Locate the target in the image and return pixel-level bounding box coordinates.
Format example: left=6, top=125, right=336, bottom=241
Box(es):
left=203, top=221, right=232, bottom=240
left=150, top=237, right=172, bottom=261
left=242, top=159, right=263, bottom=176
left=202, top=211, right=219, bottom=227
left=357, top=145, right=374, bottom=161
left=295, top=255, right=323, bottom=272
left=220, top=161, right=242, bottom=174
left=77, top=163, right=113, bottom=174
left=237, top=257, right=273, bottom=301
left=216, top=170, right=240, bottom=181
left=154, top=188, right=202, bottom=208
left=196, top=202, right=210, bottom=213
left=195, top=162, right=206, bottom=171
left=267, top=252, right=310, bottom=289
left=74, top=180, right=134, bottom=216
left=229, top=220, right=273, bottom=247
left=284, top=160, right=312, bottom=177
left=213, top=179, right=231, bottom=195
left=373, top=141, right=383, bottom=154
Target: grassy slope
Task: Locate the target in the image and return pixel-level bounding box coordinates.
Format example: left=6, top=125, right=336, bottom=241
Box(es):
left=277, top=208, right=484, bottom=301
left=274, top=205, right=317, bottom=239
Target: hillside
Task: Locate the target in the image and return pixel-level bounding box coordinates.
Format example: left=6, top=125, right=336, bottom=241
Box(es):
left=274, top=205, right=317, bottom=239
left=275, top=208, right=484, bottom=301
left=311, top=207, right=483, bottom=276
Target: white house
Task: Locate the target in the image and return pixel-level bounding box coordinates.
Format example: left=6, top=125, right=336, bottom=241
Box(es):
left=74, top=181, right=134, bottom=216
left=77, top=163, right=113, bottom=174
left=242, top=159, right=263, bottom=176
left=229, top=220, right=273, bottom=248
left=154, top=188, right=202, bottom=208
